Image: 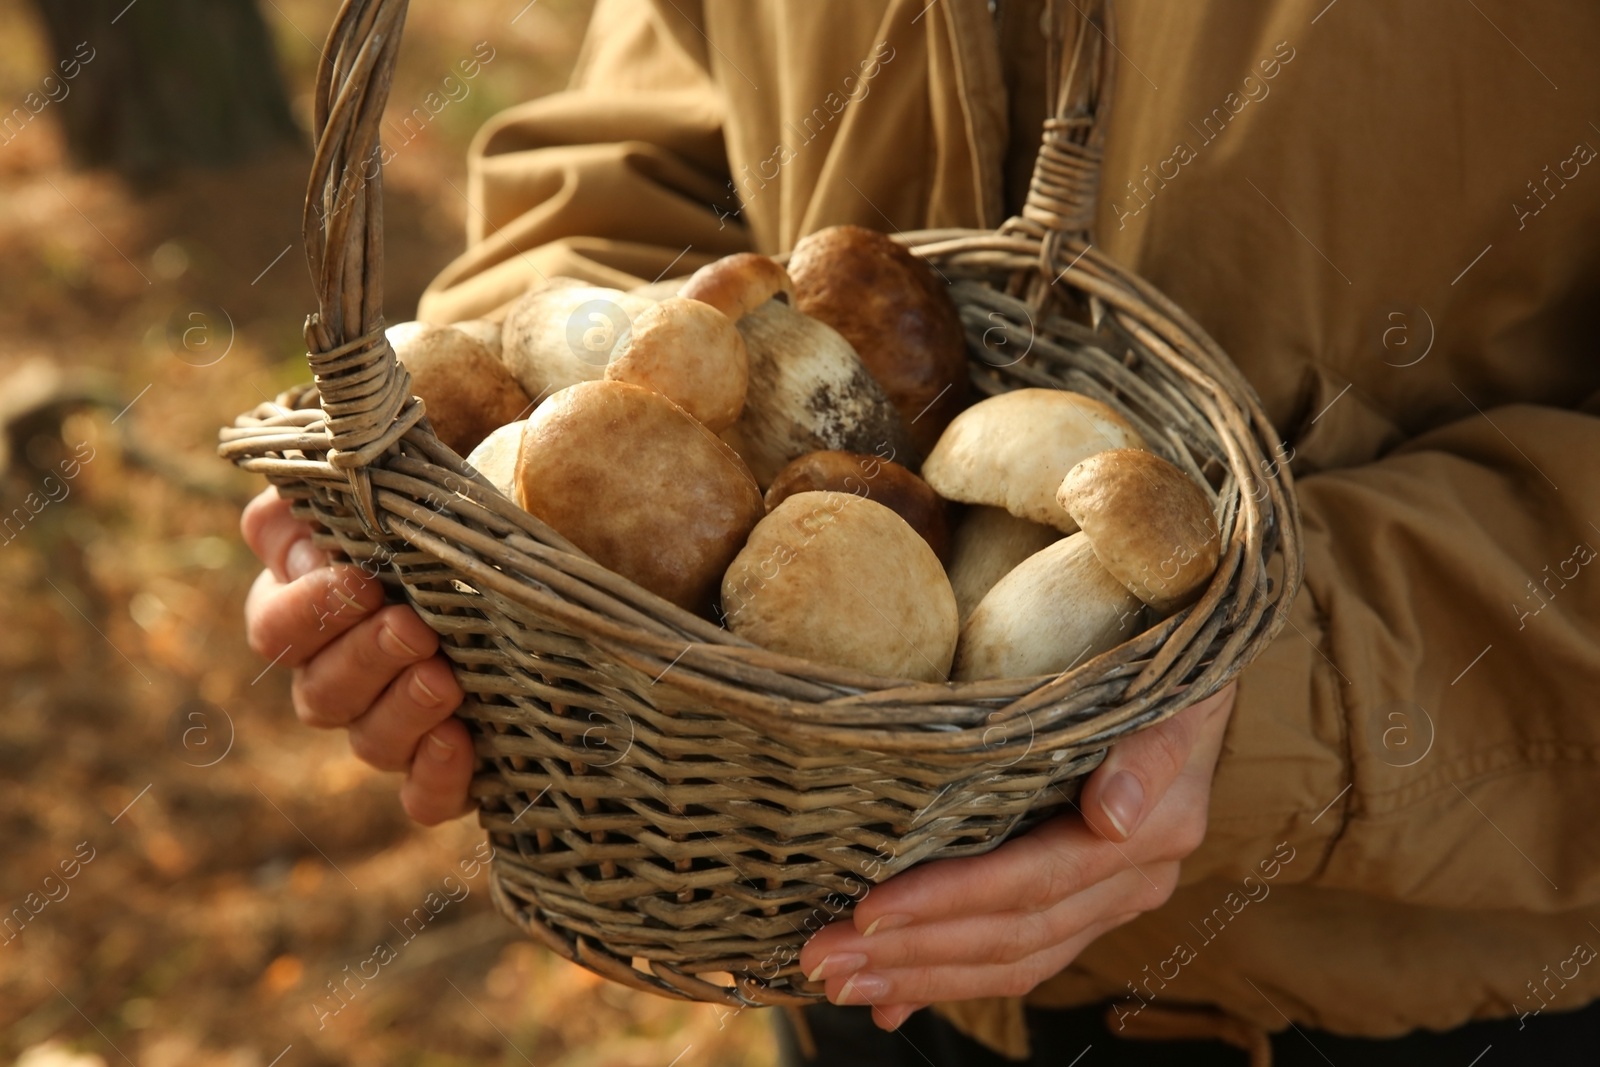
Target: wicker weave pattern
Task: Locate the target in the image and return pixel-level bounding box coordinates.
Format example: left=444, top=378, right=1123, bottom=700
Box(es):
left=219, top=0, right=1302, bottom=1006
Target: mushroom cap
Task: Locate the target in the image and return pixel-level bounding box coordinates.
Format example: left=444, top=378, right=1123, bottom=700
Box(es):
left=789, top=225, right=968, bottom=455
left=952, top=532, right=1144, bottom=681
left=763, top=450, right=949, bottom=560
left=515, top=380, right=764, bottom=613
left=452, top=318, right=503, bottom=359
left=387, top=322, right=530, bottom=456
left=1056, top=448, right=1220, bottom=614
left=679, top=253, right=794, bottom=321
left=945, top=505, right=1062, bottom=623
left=721, top=491, right=958, bottom=682
left=921, top=388, right=1145, bottom=533
left=604, top=297, right=749, bottom=431
left=499, top=284, right=655, bottom=399
left=464, top=420, right=524, bottom=500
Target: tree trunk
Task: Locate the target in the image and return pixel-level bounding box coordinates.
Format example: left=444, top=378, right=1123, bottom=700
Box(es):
left=29, top=0, right=301, bottom=173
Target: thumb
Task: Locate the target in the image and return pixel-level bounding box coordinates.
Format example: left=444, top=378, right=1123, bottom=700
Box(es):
left=1079, top=682, right=1236, bottom=843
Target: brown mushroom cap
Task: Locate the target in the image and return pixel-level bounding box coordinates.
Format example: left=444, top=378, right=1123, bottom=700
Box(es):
left=604, top=297, right=749, bottom=431
left=763, top=450, right=949, bottom=560
left=952, top=533, right=1143, bottom=681
left=921, top=388, right=1145, bottom=533
left=387, top=322, right=530, bottom=456
left=1056, top=448, right=1220, bottom=614
left=679, top=253, right=795, bottom=321
left=789, top=225, right=968, bottom=454
left=721, top=491, right=958, bottom=682
left=515, top=380, right=764, bottom=613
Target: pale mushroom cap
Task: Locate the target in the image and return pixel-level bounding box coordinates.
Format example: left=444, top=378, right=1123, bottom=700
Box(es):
left=464, top=420, right=524, bottom=500
left=921, top=388, right=1145, bottom=533
left=499, top=285, right=655, bottom=399
left=604, top=297, right=749, bottom=431
left=515, top=380, right=764, bottom=613
left=1057, top=448, right=1221, bottom=614
left=721, top=490, right=958, bottom=682
left=452, top=318, right=503, bottom=359
left=952, top=533, right=1144, bottom=682
left=946, top=505, right=1062, bottom=623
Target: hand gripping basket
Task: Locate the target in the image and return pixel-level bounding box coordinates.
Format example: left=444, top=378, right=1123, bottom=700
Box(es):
left=220, top=0, right=1301, bottom=1007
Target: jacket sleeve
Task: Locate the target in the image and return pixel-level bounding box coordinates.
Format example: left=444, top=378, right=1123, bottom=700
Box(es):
left=1186, top=391, right=1600, bottom=912
left=415, top=0, right=749, bottom=324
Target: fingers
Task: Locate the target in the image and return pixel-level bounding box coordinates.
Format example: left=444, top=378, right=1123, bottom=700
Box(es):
left=245, top=564, right=386, bottom=668
left=241, top=487, right=327, bottom=583
left=824, top=913, right=1131, bottom=1008
left=400, top=718, right=476, bottom=825
left=801, top=864, right=1174, bottom=979
left=844, top=814, right=1124, bottom=932
left=346, top=656, right=465, bottom=770
left=1079, top=681, right=1237, bottom=843
left=873, top=1003, right=922, bottom=1032
left=291, top=604, right=441, bottom=727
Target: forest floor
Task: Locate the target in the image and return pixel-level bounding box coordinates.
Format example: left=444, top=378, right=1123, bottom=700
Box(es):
left=0, top=1, right=779, bottom=1064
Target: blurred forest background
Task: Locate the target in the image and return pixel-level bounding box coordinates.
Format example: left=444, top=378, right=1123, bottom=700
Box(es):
left=0, top=1, right=778, bottom=1064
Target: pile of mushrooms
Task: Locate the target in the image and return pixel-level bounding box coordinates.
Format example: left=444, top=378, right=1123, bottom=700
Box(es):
left=384, top=230, right=1222, bottom=685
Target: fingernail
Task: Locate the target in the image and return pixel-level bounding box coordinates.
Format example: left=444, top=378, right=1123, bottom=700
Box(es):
left=378, top=623, right=422, bottom=659
left=863, top=914, right=910, bottom=936
left=1100, top=771, right=1144, bottom=838
left=332, top=587, right=367, bottom=614
left=806, top=952, right=867, bottom=982
left=286, top=539, right=326, bottom=580
left=836, top=974, right=888, bottom=1006
left=412, top=671, right=442, bottom=707
left=426, top=730, right=454, bottom=760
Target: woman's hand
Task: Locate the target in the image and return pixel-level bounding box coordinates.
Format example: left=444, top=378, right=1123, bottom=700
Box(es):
left=240, top=487, right=474, bottom=824
left=798, top=681, right=1237, bottom=1031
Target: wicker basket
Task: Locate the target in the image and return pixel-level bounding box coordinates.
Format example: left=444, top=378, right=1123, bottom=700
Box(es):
left=220, top=0, right=1301, bottom=1008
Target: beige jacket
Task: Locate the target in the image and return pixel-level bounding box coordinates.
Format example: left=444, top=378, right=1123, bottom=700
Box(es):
left=418, top=1, right=1600, bottom=1059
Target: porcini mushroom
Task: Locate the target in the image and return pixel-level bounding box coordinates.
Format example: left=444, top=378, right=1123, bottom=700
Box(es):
left=721, top=490, right=958, bottom=682
left=515, top=380, right=764, bottom=614
left=921, top=388, right=1145, bottom=533
left=1056, top=448, right=1221, bottom=614
left=604, top=297, right=749, bottom=431
left=386, top=322, right=530, bottom=456
left=679, top=252, right=794, bottom=319
left=789, top=225, right=968, bottom=454
left=499, top=283, right=655, bottom=400
left=465, top=420, right=524, bottom=500
left=945, top=506, right=1063, bottom=623
left=952, top=532, right=1143, bottom=681
left=731, top=299, right=916, bottom=486
left=763, top=450, right=949, bottom=559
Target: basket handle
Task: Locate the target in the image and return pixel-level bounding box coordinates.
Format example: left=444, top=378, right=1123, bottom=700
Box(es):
left=1010, top=0, right=1116, bottom=242
left=299, top=0, right=422, bottom=531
